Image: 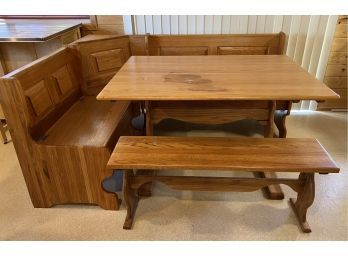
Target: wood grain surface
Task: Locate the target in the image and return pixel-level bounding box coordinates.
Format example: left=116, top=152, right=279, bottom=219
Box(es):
left=107, top=136, right=339, bottom=173
left=40, top=97, right=130, bottom=147
left=97, top=55, right=339, bottom=101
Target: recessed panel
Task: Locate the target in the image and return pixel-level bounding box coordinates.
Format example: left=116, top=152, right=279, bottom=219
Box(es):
left=159, top=47, right=208, bottom=56
left=218, top=46, right=269, bottom=55
left=25, top=80, right=53, bottom=117
left=92, top=49, right=124, bottom=72
left=52, top=65, right=75, bottom=96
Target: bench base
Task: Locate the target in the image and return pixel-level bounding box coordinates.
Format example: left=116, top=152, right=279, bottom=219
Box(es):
left=121, top=170, right=315, bottom=232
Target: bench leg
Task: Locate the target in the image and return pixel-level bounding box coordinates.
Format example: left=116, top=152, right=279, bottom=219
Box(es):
left=289, top=173, right=315, bottom=233
left=260, top=103, right=285, bottom=200
left=123, top=170, right=139, bottom=230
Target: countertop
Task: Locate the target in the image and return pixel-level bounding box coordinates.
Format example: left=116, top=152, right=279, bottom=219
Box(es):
left=0, top=19, right=82, bottom=42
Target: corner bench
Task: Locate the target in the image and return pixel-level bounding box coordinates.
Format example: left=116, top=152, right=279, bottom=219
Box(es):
left=0, top=48, right=134, bottom=210
left=107, top=136, right=339, bottom=232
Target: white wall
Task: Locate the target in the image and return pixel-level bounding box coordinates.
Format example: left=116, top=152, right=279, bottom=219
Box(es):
left=123, top=15, right=338, bottom=110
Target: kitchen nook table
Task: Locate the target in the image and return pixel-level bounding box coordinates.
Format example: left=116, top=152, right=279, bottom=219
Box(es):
left=97, top=55, right=339, bottom=199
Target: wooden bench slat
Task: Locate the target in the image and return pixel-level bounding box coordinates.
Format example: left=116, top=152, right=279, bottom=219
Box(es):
left=107, top=136, right=339, bottom=173
left=40, top=97, right=130, bottom=147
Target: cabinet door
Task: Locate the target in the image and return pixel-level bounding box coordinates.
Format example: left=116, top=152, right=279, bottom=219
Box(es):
left=318, top=16, right=347, bottom=110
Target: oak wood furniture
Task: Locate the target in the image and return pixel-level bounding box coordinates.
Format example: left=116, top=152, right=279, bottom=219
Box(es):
left=75, top=33, right=289, bottom=198
left=145, top=32, right=289, bottom=145
left=98, top=55, right=338, bottom=101
left=0, top=32, right=339, bottom=211
left=0, top=47, right=134, bottom=210
left=107, top=136, right=339, bottom=232
left=68, top=33, right=293, bottom=139
left=70, top=35, right=131, bottom=96
left=97, top=54, right=339, bottom=199
left=139, top=32, right=291, bottom=199
left=318, top=15, right=347, bottom=110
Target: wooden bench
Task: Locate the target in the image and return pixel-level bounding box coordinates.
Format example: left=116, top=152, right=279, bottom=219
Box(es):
left=0, top=47, right=135, bottom=210
left=107, top=136, right=339, bottom=232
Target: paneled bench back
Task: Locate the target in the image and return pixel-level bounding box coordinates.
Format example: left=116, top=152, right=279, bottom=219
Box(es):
left=71, top=35, right=131, bottom=95
left=2, top=48, right=82, bottom=140
left=147, top=33, right=285, bottom=56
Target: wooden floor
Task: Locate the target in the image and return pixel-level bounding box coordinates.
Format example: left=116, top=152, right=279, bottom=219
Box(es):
left=0, top=111, right=346, bottom=240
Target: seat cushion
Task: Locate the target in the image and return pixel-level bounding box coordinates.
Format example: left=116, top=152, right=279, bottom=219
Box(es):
left=39, top=96, right=130, bottom=147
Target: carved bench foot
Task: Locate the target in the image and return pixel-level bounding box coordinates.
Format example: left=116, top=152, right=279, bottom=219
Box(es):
left=289, top=198, right=311, bottom=233
left=123, top=170, right=139, bottom=230
left=289, top=173, right=315, bottom=233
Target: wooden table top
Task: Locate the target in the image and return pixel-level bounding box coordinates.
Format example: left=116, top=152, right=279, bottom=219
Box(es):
left=97, top=55, right=339, bottom=101
left=0, top=19, right=81, bottom=42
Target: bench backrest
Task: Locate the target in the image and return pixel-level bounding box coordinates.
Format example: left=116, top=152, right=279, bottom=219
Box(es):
left=147, top=33, right=285, bottom=56
left=0, top=47, right=82, bottom=140
left=70, top=35, right=132, bottom=95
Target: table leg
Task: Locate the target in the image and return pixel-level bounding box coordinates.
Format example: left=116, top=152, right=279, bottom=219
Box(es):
left=274, top=101, right=292, bottom=138
left=258, top=101, right=285, bottom=200
left=137, top=101, right=154, bottom=197
left=260, top=101, right=291, bottom=199
left=131, top=101, right=145, bottom=133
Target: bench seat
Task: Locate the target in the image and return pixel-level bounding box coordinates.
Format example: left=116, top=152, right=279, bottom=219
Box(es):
left=108, top=136, right=339, bottom=173
left=39, top=96, right=130, bottom=147
left=107, top=136, right=339, bottom=231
